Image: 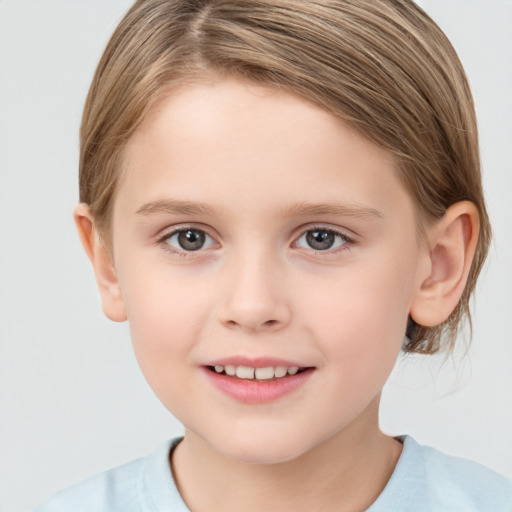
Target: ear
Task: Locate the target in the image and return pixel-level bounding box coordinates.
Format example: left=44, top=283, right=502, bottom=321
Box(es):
left=73, top=203, right=127, bottom=322
left=410, top=201, right=480, bottom=327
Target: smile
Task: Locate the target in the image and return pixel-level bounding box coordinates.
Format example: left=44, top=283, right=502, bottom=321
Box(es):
left=203, top=363, right=315, bottom=404
left=208, top=364, right=302, bottom=380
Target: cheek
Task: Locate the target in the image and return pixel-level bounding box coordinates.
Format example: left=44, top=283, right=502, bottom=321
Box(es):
left=299, top=253, right=415, bottom=381
left=117, top=264, right=212, bottom=394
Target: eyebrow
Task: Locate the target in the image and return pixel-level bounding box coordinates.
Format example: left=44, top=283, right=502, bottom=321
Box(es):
left=136, top=199, right=218, bottom=217
left=135, top=199, right=383, bottom=220
left=279, top=201, right=384, bottom=220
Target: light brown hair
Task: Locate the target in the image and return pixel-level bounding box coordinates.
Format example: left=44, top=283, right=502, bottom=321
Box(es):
left=79, top=0, right=491, bottom=354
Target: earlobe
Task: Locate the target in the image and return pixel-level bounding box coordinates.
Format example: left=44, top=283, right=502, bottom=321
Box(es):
left=410, top=201, right=480, bottom=327
left=73, top=204, right=127, bottom=322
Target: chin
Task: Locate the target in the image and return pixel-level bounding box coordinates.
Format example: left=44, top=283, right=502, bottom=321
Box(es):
left=210, top=428, right=319, bottom=466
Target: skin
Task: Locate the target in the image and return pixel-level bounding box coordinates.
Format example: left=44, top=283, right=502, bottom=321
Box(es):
left=76, top=76, right=479, bottom=512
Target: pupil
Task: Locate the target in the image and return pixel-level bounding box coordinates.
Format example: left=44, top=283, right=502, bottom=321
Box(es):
left=306, top=230, right=334, bottom=250
left=178, top=230, right=205, bottom=251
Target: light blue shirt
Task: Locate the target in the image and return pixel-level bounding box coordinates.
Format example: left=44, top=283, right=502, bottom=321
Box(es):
left=34, top=436, right=512, bottom=511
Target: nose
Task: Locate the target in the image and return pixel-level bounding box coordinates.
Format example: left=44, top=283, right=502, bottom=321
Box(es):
left=217, top=250, right=292, bottom=333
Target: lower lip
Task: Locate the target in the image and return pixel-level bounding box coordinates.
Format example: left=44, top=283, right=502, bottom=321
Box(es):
left=203, top=367, right=314, bottom=404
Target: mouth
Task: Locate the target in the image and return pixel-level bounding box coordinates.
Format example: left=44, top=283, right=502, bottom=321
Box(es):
left=206, top=364, right=309, bottom=381
left=203, top=363, right=315, bottom=404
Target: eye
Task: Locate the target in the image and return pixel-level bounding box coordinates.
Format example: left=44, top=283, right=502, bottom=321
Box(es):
left=295, top=228, right=349, bottom=251
left=164, top=228, right=215, bottom=252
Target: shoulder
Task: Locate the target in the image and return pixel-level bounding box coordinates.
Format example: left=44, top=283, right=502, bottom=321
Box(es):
left=33, top=438, right=189, bottom=512
left=420, top=439, right=512, bottom=511
left=33, top=457, right=144, bottom=512
left=370, top=435, right=512, bottom=512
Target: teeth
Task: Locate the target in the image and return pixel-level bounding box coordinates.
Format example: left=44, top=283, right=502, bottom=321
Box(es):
left=225, top=365, right=236, bottom=376
left=211, top=364, right=304, bottom=380
left=255, top=367, right=274, bottom=380
left=236, top=366, right=255, bottom=379
left=274, top=366, right=287, bottom=378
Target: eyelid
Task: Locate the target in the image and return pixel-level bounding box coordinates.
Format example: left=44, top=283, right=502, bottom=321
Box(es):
left=292, top=224, right=356, bottom=253
left=156, top=224, right=220, bottom=254
left=156, top=223, right=217, bottom=240
left=293, top=223, right=356, bottom=242
left=154, top=223, right=356, bottom=257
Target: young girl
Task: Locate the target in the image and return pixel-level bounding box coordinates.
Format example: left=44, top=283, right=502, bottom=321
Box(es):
left=35, top=0, right=512, bottom=510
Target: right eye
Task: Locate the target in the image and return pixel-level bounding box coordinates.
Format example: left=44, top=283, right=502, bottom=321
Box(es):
left=164, top=228, right=215, bottom=252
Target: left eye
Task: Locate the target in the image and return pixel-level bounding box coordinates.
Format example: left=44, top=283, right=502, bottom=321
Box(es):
left=164, top=229, right=215, bottom=252
left=295, top=229, right=348, bottom=251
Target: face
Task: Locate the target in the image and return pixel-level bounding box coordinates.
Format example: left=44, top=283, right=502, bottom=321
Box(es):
left=109, top=77, right=427, bottom=464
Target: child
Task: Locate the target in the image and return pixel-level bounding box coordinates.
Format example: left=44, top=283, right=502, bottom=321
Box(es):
left=35, top=0, right=512, bottom=510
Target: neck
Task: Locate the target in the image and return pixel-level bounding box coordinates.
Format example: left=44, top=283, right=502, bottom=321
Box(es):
left=170, top=396, right=402, bottom=512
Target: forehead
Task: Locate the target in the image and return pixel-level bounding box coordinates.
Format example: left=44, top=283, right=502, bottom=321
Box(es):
left=117, top=77, right=413, bottom=224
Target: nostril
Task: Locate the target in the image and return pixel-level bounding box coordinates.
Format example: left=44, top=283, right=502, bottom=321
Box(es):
left=223, top=318, right=282, bottom=332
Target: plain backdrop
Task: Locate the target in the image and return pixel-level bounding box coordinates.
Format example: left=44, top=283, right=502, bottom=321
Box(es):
left=0, top=1, right=511, bottom=511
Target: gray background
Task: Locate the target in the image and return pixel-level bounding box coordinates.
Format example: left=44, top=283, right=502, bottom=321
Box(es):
left=0, top=1, right=511, bottom=511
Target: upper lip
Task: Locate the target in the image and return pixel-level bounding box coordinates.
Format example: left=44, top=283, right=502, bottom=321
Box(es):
left=203, top=356, right=310, bottom=368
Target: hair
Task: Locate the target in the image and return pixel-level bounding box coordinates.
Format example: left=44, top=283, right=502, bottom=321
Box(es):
left=79, top=0, right=491, bottom=354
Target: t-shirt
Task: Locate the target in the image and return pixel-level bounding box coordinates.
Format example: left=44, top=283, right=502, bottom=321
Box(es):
left=34, top=435, right=512, bottom=512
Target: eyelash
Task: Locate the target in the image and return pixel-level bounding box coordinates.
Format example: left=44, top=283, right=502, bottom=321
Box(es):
left=293, top=226, right=354, bottom=255
left=157, top=225, right=355, bottom=257
left=157, top=227, right=213, bottom=257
